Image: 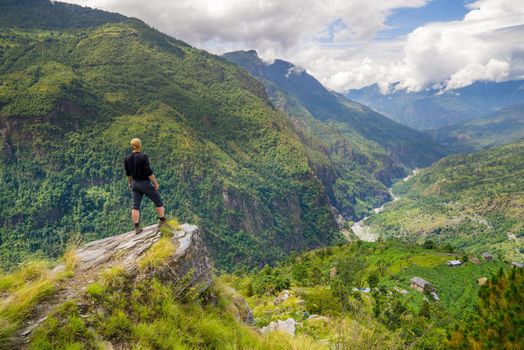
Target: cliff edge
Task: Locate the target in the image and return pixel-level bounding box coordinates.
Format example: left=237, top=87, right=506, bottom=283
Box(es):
left=12, top=223, right=213, bottom=347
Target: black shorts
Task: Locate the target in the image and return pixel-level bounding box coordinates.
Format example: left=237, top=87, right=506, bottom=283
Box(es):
left=131, top=179, right=164, bottom=210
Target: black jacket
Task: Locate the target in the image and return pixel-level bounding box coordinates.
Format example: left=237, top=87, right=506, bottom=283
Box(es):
left=124, top=152, right=153, bottom=180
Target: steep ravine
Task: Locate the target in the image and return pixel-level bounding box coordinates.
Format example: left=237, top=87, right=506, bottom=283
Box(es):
left=351, top=169, right=418, bottom=242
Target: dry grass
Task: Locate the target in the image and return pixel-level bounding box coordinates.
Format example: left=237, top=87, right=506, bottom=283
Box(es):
left=62, top=246, right=78, bottom=276
left=0, top=261, right=57, bottom=346
left=138, top=237, right=176, bottom=271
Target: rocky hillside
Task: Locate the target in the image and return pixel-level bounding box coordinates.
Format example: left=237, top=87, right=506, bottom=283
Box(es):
left=1, top=222, right=213, bottom=348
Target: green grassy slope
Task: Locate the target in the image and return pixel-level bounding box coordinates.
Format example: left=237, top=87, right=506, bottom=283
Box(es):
left=222, top=240, right=511, bottom=349
left=0, top=235, right=517, bottom=349
left=430, top=104, right=524, bottom=152
left=0, top=2, right=348, bottom=269
left=365, top=140, right=524, bottom=260
left=0, top=259, right=326, bottom=349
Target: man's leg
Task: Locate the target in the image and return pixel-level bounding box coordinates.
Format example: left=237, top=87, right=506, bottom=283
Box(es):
left=144, top=183, right=166, bottom=226
left=132, top=209, right=140, bottom=225
left=155, top=206, right=165, bottom=218
left=132, top=189, right=144, bottom=234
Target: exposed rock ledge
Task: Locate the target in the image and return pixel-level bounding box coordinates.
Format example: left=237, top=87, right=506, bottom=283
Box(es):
left=15, top=223, right=213, bottom=345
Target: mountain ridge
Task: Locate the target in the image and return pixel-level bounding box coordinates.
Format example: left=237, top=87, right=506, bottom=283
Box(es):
left=429, top=104, right=524, bottom=152
left=346, top=80, right=524, bottom=130
left=222, top=50, right=447, bottom=181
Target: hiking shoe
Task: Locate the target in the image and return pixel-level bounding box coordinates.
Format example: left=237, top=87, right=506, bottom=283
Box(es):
left=135, top=227, right=143, bottom=235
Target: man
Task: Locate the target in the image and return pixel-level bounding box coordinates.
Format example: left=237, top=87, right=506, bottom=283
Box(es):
left=124, top=138, right=166, bottom=234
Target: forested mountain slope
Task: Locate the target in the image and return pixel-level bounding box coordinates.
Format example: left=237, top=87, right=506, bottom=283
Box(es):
left=0, top=0, right=126, bottom=29
left=223, top=50, right=446, bottom=188
left=0, top=1, right=447, bottom=270
left=365, top=140, right=524, bottom=260
left=430, top=104, right=524, bottom=152
left=0, top=0, right=347, bottom=269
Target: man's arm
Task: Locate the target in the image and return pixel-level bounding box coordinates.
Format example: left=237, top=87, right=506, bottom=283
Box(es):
left=143, top=154, right=158, bottom=190
left=124, top=157, right=132, bottom=189
left=149, top=174, right=159, bottom=191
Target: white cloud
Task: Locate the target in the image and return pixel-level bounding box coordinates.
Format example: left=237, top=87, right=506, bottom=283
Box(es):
left=444, top=59, right=510, bottom=91
left=66, top=0, right=426, bottom=47
left=64, top=0, right=524, bottom=92
left=390, top=0, right=524, bottom=91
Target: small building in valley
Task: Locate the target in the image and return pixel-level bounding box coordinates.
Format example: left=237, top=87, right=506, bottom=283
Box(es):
left=478, top=277, right=488, bottom=286
left=448, top=260, right=463, bottom=267
left=481, top=252, right=493, bottom=261
left=410, top=277, right=434, bottom=293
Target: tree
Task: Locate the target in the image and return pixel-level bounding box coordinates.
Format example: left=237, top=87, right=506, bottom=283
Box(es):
left=330, top=256, right=366, bottom=312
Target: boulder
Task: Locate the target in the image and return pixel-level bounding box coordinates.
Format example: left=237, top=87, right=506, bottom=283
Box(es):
left=220, top=285, right=255, bottom=325
left=16, top=223, right=213, bottom=344
left=260, top=318, right=296, bottom=335
left=273, top=289, right=290, bottom=305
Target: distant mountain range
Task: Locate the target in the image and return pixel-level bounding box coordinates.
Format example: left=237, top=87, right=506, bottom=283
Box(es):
left=346, top=80, right=524, bottom=130
left=430, top=104, right=524, bottom=152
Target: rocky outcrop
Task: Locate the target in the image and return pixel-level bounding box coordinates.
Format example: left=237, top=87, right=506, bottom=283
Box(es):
left=260, top=318, right=296, bottom=335
left=220, top=285, right=255, bottom=325
left=273, top=289, right=290, bottom=305
left=16, top=223, right=213, bottom=344
left=77, top=223, right=213, bottom=295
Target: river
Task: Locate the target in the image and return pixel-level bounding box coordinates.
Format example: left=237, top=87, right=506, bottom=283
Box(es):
left=350, top=169, right=418, bottom=242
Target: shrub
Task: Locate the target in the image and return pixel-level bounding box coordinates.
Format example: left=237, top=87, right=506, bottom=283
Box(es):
left=252, top=265, right=290, bottom=295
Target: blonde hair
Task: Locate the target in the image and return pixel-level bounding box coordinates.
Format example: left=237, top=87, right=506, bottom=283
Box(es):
left=130, top=138, right=142, bottom=152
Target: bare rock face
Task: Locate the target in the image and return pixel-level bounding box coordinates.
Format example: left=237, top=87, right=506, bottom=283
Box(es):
left=75, top=223, right=213, bottom=296
left=17, top=223, right=213, bottom=344
left=273, top=289, right=290, bottom=305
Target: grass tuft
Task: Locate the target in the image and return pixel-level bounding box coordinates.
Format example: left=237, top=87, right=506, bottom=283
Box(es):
left=62, top=247, right=77, bottom=276
left=85, top=283, right=105, bottom=298
left=138, top=237, right=175, bottom=271
left=100, top=267, right=127, bottom=290
left=0, top=261, right=57, bottom=345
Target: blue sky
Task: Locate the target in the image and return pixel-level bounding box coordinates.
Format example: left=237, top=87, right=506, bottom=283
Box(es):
left=380, top=0, right=470, bottom=38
